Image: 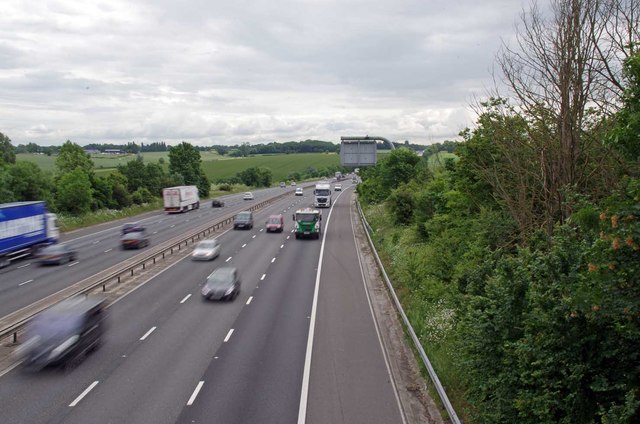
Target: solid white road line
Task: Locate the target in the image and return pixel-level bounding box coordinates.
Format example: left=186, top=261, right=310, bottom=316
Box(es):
left=69, top=381, right=99, bottom=407
left=246, top=296, right=253, bottom=305
left=224, top=329, right=234, bottom=342
left=271, top=257, right=276, bottom=263
left=104, top=248, right=112, bottom=253
left=18, top=279, right=33, bottom=286
left=187, top=381, right=205, bottom=406
left=260, top=274, right=266, bottom=281
left=225, top=256, right=232, bottom=262
left=139, top=326, right=157, bottom=341
left=180, top=294, right=192, bottom=304
left=297, top=188, right=344, bottom=424
left=68, top=261, right=79, bottom=267
left=242, top=244, right=247, bottom=248
left=17, top=263, right=30, bottom=269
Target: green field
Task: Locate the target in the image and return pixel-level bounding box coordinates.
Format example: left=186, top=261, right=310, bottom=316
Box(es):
left=17, top=150, right=397, bottom=182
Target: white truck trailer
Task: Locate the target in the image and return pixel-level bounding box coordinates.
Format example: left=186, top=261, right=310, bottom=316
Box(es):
left=162, top=186, right=200, bottom=213
left=314, top=182, right=332, bottom=208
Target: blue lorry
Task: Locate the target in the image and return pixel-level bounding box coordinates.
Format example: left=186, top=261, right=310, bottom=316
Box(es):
left=0, top=201, right=60, bottom=268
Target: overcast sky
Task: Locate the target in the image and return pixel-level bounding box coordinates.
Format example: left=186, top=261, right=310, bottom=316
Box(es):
left=0, top=0, right=532, bottom=147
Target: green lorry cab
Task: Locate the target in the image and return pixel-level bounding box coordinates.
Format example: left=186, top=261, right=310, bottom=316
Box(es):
left=292, top=208, right=322, bottom=239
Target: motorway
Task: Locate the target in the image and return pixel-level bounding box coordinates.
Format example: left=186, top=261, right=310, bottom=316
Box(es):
left=0, top=181, right=408, bottom=424
left=0, top=185, right=294, bottom=318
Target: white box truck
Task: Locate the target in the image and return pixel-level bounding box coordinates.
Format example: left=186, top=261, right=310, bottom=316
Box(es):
left=314, top=182, right=332, bottom=208
left=163, top=186, right=200, bottom=213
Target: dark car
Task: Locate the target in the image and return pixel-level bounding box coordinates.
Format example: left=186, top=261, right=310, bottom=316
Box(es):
left=121, top=222, right=145, bottom=234
left=17, top=296, right=106, bottom=371
left=121, top=230, right=150, bottom=249
left=211, top=199, right=225, bottom=207
left=201, top=267, right=241, bottom=301
left=233, top=211, right=253, bottom=230
left=37, top=244, right=77, bottom=265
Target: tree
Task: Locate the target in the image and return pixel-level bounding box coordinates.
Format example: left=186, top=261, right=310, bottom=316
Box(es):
left=0, top=166, right=15, bottom=202
left=7, top=161, right=52, bottom=201
left=0, top=132, right=16, bottom=164
left=56, top=168, right=93, bottom=214
left=608, top=52, right=640, bottom=164
left=56, top=140, right=93, bottom=175
left=237, top=167, right=272, bottom=187
left=168, top=142, right=202, bottom=186
left=494, top=0, right=636, bottom=234
left=118, top=157, right=147, bottom=193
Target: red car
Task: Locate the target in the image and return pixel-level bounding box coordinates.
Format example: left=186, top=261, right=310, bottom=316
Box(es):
left=265, top=214, right=284, bottom=233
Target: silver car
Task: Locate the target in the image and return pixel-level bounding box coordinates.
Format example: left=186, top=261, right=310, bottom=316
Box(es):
left=192, top=239, right=221, bottom=261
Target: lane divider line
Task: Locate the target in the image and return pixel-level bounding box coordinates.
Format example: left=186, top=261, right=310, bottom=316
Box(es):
left=225, top=257, right=232, bottom=262
left=242, top=244, right=247, bottom=248
left=180, top=294, right=192, bottom=304
left=271, top=257, right=276, bottom=263
left=139, top=326, right=157, bottom=341
left=280, top=244, right=284, bottom=249
left=260, top=274, right=266, bottom=281
left=68, top=261, right=79, bottom=267
left=104, top=248, right=112, bottom=253
left=18, top=263, right=31, bottom=269
left=224, top=329, right=234, bottom=342
left=187, top=381, right=204, bottom=406
left=246, top=296, right=253, bottom=305
left=69, top=381, right=99, bottom=407
left=18, top=279, right=33, bottom=286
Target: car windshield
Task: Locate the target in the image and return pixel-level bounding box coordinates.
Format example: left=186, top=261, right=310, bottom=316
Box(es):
left=235, top=212, right=251, bottom=221
left=122, top=232, right=143, bottom=240
left=206, top=270, right=234, bottom=287
left=269, top=217, right=281, bottom=224
left=29, top=312, right=81, bottom=339
left=316, top=189, right=331, bottom=196
left=197, top=241, right=216, bottom=249
left=296, top=213, right=318, bottom=221
left=244, top=192, right=252, bottom=196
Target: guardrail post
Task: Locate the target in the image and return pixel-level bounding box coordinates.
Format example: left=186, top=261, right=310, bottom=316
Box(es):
left=143, top=262, right=146, bottom=270
left=118, top=276, right=121, bottom=284
left=102, top=283, right=106, bottom=291
left=130, top=269, right=134, bottom=276
left=13, top=331, right=17, bottom=344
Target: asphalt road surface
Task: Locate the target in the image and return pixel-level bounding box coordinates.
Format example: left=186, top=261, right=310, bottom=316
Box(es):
left=0, top=180, right=407, bottom=423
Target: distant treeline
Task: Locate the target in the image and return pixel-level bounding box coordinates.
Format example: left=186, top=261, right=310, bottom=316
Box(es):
left=12, top=139, right=458, bottom=156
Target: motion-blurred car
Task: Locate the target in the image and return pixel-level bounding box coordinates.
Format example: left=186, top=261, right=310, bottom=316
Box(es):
left=201, top=267, right=241, bottom=301
left=266, top=214, right=284, bottom=233
left=279, top=182, right=286, bottom=188
left=211, top=198, right=225, bottom=207
left=291, top=181, right=297, bottom=186
left=233, top=211, right=254, bottom=230
left=295, top=187, right=304, bottom=196
left=121, top=222, right=145, bottom=234
left=37, top=244, right=77, bottom=265
left=243, top=192, right=254, bottom=200
left=17, top=296, right=106, bottom=371
left=121, top=230, right=150, bottom=249
left=192, top=239, right=221, bottom=261
left=334, top=184, right=342, bottom=191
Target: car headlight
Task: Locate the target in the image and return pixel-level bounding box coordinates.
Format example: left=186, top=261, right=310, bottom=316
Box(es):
left=224, top=287, right=234, bottom=296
